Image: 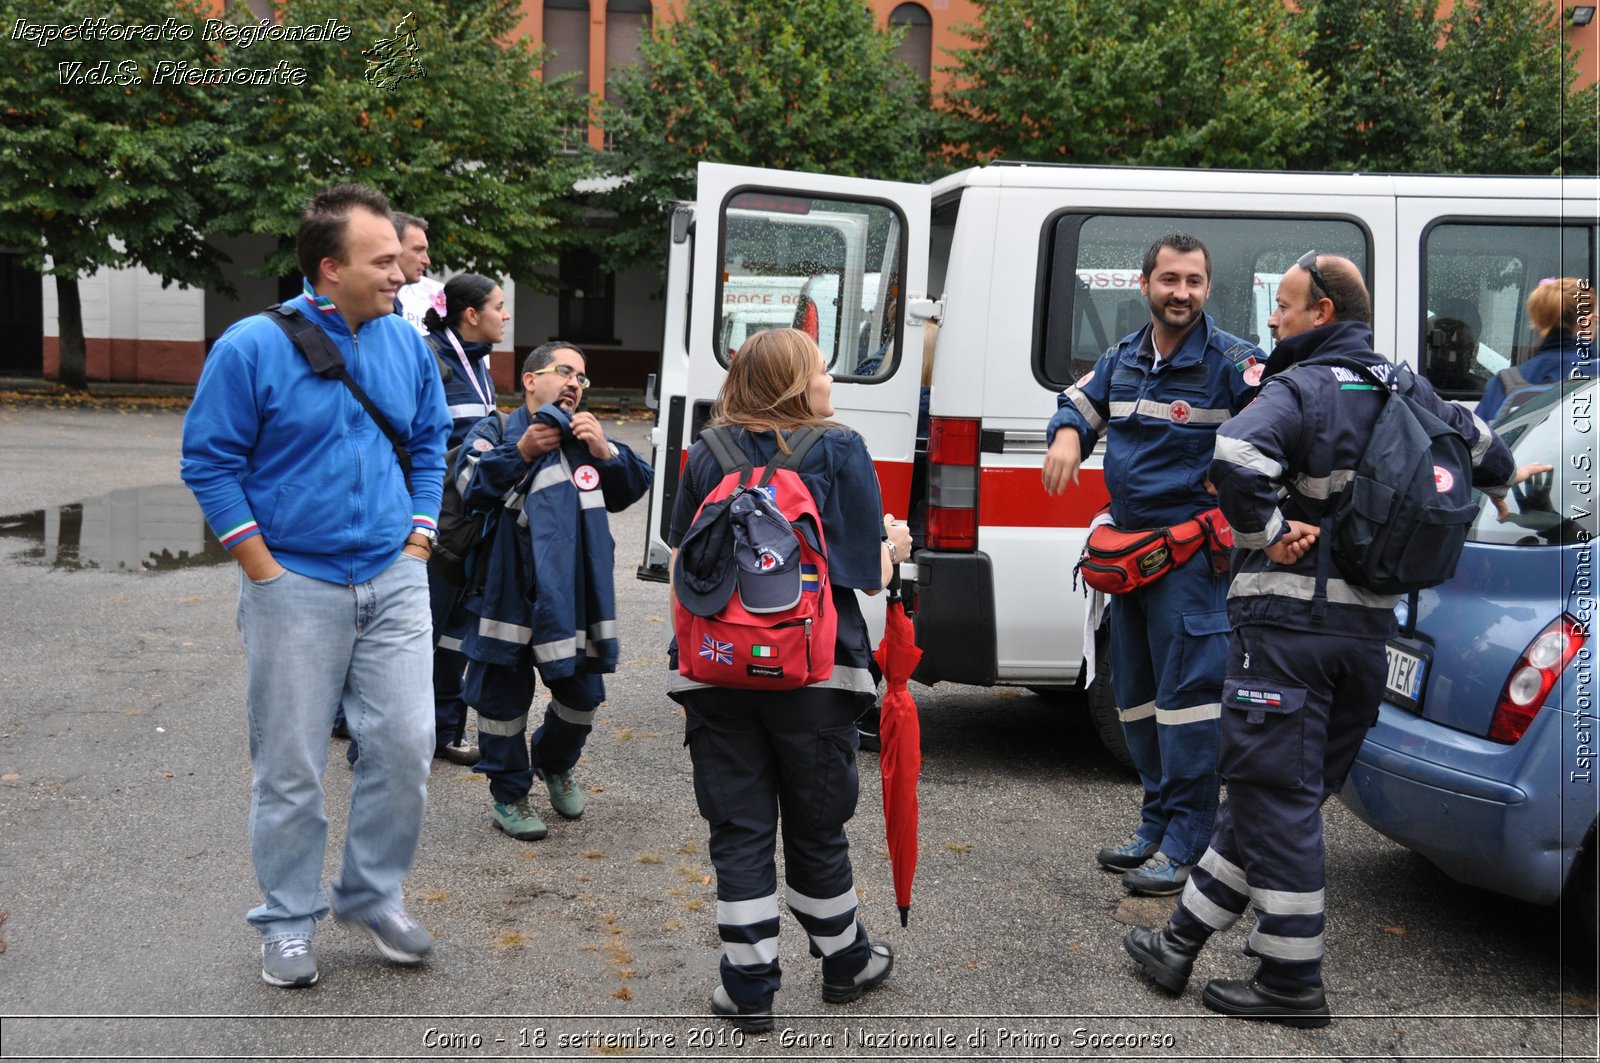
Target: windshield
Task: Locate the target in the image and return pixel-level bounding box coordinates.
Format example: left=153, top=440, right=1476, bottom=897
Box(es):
left=1469, top=379, right=1598, bottom=547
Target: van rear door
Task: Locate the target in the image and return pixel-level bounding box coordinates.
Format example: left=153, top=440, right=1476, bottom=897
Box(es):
left=640, top=163, right=931, bottom=580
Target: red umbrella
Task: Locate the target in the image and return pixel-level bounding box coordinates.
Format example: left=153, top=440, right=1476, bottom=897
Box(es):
left=873, top=580, right=923, bottom=926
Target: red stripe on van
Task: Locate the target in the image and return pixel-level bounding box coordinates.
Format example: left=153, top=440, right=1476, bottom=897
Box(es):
left=977, top=465, right=1109, bottom=528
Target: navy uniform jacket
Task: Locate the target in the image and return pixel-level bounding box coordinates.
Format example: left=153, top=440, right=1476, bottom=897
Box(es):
left=456, top=403, right=652, bottom=676
left=1047, top=312, right=1261, bottom=529
left=1211, top=320, right=1516, bottom=639
left=425, top=328, right=498, bottom=448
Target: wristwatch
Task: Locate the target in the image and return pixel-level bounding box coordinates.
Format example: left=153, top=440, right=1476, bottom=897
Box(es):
left=884, top=538, right=900, bottom=565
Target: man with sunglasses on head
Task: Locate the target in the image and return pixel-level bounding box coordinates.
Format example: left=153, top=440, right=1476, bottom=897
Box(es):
left=1123, top=253, right=1522, bottom=1027
left=452, top=342, right=653, bottom=841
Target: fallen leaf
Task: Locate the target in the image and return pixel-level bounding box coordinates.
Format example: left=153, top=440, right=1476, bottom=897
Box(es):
left=1, top=774, right=19, bottom=782
left=610, top=986, right=634, bottom=1001
left=1383, top=926, right=1407, bottom=936
left=700, top=875, right=711, bottom=886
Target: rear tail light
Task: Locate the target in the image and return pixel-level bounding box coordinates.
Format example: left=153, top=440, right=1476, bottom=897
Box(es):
left=926, top=416, right=980, bottom=550
left=1487, top=614, right=1585, bottom=743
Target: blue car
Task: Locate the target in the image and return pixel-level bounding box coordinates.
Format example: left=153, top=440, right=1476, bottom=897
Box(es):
left=1339, top=379, right=1597, bottom=947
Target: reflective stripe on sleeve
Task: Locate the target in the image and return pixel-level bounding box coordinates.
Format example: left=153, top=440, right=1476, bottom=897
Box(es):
left=1228, top=570, right=1399, bottom=609
left=1064, top=386, right=1105, bottom=433
left=1213, top=435, right=1284, bottom=479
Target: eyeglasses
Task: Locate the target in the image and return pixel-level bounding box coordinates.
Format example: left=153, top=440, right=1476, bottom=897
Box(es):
left=530, top=363, right=591, bottom=389
left=1296, top=250, right=1333, bottom=305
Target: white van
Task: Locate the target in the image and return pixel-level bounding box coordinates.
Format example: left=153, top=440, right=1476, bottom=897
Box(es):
left=638, top=163, right=1598, bottom=759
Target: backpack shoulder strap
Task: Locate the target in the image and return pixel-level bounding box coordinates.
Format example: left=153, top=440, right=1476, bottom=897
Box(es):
left=700, top=425, right=755, bottom=487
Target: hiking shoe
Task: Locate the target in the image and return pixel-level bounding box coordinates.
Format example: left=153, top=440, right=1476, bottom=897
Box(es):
left=1097, top=834, right=1159, bottom=871
left=710, top=984, right=775, bottom=1033
left=338, top=908, right=433, bottom=965
left=260, top=937, right=318, bottom=988
left=539, top=768, right=586, bottom=820
left=436, top=738, right=479, bottom=767
left=823, top=941, right=894, bottom=1004
left=1123, top=852, right=1192, bottom=896
left=492, top=797, right=548, bottom=840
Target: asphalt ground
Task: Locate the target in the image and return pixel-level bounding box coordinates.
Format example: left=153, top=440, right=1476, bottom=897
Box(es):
left=0, top=400, right=1595, bottom=1061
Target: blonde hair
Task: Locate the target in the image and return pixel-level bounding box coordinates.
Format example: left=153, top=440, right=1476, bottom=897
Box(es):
left=1527, top=277, right=1583, bottom=337
left=711, top=328, right=837, bottom=451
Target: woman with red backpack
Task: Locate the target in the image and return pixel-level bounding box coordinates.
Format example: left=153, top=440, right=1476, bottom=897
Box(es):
left=667, top=328, right=909, bottom=1032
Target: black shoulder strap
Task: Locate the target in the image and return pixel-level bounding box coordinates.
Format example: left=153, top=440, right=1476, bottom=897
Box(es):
left=700, top=425, right=755, bottom=489
left=263, top=304, right=414, bottom=493
left=423, top=332, right=454, bottom=383
left=759, top=426, right=827, bottom=488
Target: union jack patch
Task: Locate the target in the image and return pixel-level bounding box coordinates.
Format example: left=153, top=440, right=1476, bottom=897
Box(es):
left=699, top=634, right=734, bottom=666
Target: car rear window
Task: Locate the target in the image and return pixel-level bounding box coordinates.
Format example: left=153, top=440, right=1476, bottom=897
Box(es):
left=1468, top=380, right=1598, bottom=546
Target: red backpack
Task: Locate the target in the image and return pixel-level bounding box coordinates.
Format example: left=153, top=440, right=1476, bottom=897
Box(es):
left=673, top=426, right=837, bottom=690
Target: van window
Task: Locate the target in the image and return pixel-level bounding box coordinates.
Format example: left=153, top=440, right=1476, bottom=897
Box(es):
left=1038, top=213, right=1370, bottom=387
left=1467, top=378, right=1596, bottom=547
left=1420, top=221, right=1594, bottom=401
left=717, top=191, right=907, bottom=381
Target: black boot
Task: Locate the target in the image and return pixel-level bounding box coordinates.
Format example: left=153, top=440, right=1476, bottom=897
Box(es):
left=1202, top=976, right=1331, bottom=1028
left=1123, top=924, right=1205, bottom=994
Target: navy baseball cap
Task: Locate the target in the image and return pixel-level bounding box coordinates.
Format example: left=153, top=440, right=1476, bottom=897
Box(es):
left=674, top=497, right=739, bottom=618
left=730, top=490, right=801, bottom=613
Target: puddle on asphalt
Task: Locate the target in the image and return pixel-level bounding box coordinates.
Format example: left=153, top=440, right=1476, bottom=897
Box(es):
left=0, top=484, right=228, bottom=572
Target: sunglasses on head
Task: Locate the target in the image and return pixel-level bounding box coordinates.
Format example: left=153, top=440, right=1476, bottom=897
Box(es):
left=1296, top=250, right=1332, bottom=305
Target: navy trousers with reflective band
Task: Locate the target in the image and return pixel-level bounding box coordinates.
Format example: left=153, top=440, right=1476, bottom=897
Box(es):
left=1108, top=550, right=1227, bottom=864
left=681, top=685, right=872, bottom=1008
left=1171, top=624, right=1385, bottom=988
left=428, top=564, right=472, bottom=744
left=462, top=659, right=603, bottom=805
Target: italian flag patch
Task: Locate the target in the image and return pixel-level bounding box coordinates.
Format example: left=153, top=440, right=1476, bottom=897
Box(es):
left=750, top=645, right=778, bottom=658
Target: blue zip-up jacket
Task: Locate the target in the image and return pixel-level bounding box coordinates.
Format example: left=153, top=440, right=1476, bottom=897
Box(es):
left=1476, top=330, right=1594, bottom=422
left=1211, top=320, right=1516, bottom=639
left=1046, top=312, right=1261, bottom=529
left=181, top=294, right=450, bottom=585
left=425, top=328, right=498, bottom=447
left=457, top=403, right=653, bottom=676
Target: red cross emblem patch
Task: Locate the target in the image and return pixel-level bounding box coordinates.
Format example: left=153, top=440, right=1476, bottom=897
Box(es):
left=573, top=464, right=600, bottom=491
left=1169, top=399, right=1193, bottom=425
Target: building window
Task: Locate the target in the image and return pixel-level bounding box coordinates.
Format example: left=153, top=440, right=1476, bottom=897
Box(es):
left=889, top=3, right=932, bottom=83
left=544, top=0, right=590, bottom=98
left=605, top=0, right=652, bottom=84
left=558, top=249, right=617, bottom=345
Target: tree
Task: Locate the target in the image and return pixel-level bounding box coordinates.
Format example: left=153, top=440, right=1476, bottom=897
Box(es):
left=0, top=0, right=227, bottom=389
left=206, top=0, right=590, bottom=283
left=1291, top=0, right=1443, bottom=172
left=1426, top=0, right=1598, bottom=175
left=600, top=0, right=941, bottom=270
left=942, top=0, right=1320, bottom=170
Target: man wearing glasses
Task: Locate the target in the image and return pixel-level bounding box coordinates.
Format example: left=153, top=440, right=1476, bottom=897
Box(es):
left=1123, top=254, right=1520, bottom=1026
left=453, top=342, right=653, bottom=841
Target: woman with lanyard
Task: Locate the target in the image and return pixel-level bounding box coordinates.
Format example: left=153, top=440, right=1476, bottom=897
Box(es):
left=668, top=328, right=911, bottom=1032
left=423, top=273, right=507, bottom=447
left=417, top=273, right=509, bottom=766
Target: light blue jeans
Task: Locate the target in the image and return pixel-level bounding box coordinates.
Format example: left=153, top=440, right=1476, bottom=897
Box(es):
left=236, top=553, right=434, bottom=943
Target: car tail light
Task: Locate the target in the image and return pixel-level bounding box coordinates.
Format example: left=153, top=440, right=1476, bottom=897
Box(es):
left=926, top=416, right=980, bottom=550
left=1487, top=614, right=1586, bottom=743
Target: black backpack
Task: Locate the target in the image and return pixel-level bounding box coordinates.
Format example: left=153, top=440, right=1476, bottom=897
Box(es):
left=1320, top=359, right=1477, bottom=598
left=431, top=410, right=508, bottom=587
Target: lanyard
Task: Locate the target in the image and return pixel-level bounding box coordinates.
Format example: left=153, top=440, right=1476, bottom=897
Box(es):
left=443, top=328, right=493, bottom=409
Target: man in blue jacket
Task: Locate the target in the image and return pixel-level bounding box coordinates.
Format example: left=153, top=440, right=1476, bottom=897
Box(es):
left=455, top=343, right=652, bottom=841
left=181, top=184, right=450, bottom=989
left=1123, top=254, right=1521, bottom=1026
left=1043, top=234, right=1261, bottom=896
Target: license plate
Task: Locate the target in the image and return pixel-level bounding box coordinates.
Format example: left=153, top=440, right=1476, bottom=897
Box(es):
left=1385, top=640, right=1428, bottom=711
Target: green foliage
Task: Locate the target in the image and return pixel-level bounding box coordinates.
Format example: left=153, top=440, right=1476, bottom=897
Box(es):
left=1292, top=0, right=1442, bottom=172
left=0, top=0, right=226, bottom=285
left=1427, top=0, right=1597, bottom=175
left=205, top=0, right=591, bottom=281
left=600, top=0, right=940, bottom=270
left=943, top=0, right=1319, bottom=169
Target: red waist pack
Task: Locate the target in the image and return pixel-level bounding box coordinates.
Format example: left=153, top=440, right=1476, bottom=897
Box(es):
left=1077, top=507, right=1233, bottom=594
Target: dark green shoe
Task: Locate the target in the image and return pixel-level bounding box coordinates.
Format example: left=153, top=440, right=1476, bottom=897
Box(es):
left=539, top=767, right=586, bottom=820
left=492, top=797, right=548, bottom=840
